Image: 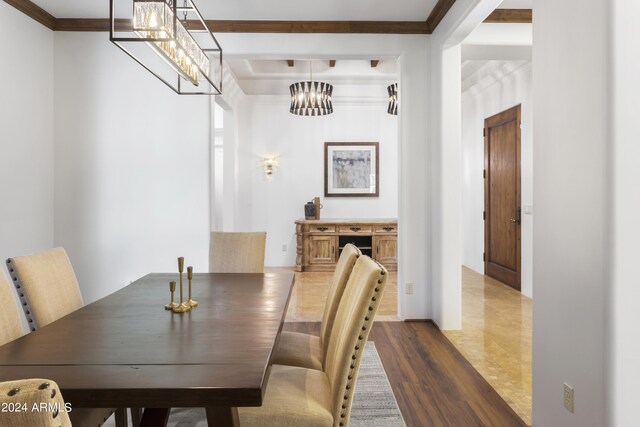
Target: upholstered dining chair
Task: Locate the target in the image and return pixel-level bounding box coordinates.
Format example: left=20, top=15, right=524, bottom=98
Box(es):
left=209, top=232, right=267, bottom=273
left=5, top=248, right=120, bottom=427
left=6, top=247, right=83, bottom=330
left=238, top=255, right=388, bottom=427
left=0, top=379, right=72, bottom=426
left=271, top=243, right=361, bottom=371
left=0, top=274, right=24, bottom=346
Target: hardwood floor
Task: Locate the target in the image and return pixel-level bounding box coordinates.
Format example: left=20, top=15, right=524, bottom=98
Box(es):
left=443, top=267, right=532, bottom=425
left=284, top=321, right=526, bottom=427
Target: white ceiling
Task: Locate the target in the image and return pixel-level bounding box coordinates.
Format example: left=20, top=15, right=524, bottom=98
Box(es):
left=497, top=0, right=532, bottom=8
left=227, top=59, right=398, bottom=96
left=30, top=0, right=439, bottom=21
left=463, top=23, right=532, bottom=46
left=461, top=60, right=530, bottom=93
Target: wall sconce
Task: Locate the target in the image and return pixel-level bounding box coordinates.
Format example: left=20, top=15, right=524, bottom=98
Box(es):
left=263, top=157, right=279, bottom=179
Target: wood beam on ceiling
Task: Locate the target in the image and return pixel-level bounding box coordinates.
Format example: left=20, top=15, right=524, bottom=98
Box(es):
left=484, top=9, right=532, bottom=23
left=7, top=0, right=465, bottom=34
left=370, top=60, right=380, bottom=68
left=3, top=0, right=55, bottom=30
left=58, top=19, right=431, bottom=34
left=205, top=20, right=429, bottom=34
left=287, top=60, right=294, bottom=67
left=426, top=0, right=456, bottom=33
left=329, top=60, right=336, bottom=68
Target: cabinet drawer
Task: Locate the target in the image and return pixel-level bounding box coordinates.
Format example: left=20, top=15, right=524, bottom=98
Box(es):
left=375, top=225, right=397, bottom=233
left=310, top=225, right=335, bottom=233
left=338, top=225, right=372, bottom=233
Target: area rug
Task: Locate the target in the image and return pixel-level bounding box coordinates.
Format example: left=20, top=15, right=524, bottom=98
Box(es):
left=104, top=342, right=405, bottom=427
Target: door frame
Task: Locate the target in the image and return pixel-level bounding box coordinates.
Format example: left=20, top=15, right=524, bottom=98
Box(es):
left=484, top=104, right=522, bottom=290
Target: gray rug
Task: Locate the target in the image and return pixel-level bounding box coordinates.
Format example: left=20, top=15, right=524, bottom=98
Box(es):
left=105, top=342, right=405, bottom=426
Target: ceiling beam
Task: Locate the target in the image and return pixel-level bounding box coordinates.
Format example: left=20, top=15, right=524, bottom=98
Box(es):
left=287, top=60, right=294, bottom=67
left=3, top=0, right=56, bottom=30
left=206, top=20, right=429, bottom=34
left=426, top=0, right=456, bottom=33
left=329, top=60, right=336, bottom=68
left=53, top=18, right=432, bottom=34
left=8, top=0, right=464, bottom=34
left=484, top=9, right=532, bottom=23
left=370, top=60, right=380, bottom=68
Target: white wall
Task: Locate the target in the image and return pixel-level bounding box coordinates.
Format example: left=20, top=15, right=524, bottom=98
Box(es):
left=608, top=0, right=640, bottom=425
left=533, top=0, right=608, bottom=425
left=461, top=62, right=533, bottom=297
left=217, top=33, right=430, bottom=320
left=236, top=96, right=398, bottom=266
left=53, top=32, right=211, bottom=304
left=428, top=0, right=503, bottom=329
left=0, top=2, right=54, bottom=330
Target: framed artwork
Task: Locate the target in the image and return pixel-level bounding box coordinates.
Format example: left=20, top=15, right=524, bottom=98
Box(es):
left=324, top=142, right=379, bottom=197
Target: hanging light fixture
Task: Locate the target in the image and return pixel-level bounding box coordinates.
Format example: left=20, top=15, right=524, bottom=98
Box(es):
left=290, top=61, right=334, bottom=116
left=387, top=83, right=398, bottom=115
left=110, top=0, right=223, bottom=95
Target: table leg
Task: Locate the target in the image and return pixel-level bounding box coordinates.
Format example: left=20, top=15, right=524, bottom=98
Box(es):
left=114, top=408, right=128, bottom=427
left=205, top=407, right=239, bottom=427
left=140, top=408, right=170, bottom=427
left=131, top=408, right=142, bottom=427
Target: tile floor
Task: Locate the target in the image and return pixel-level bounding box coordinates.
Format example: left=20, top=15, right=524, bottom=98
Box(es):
left=443, top=267, right=532, bottom=425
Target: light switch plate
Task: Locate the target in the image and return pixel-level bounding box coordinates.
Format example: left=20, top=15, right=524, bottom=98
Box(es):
left=405, top=283, right=414, bottom=295
left=563, top=383, right=574, bottom=413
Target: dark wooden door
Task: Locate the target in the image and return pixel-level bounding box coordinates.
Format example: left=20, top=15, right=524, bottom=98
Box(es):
left=484, top=105, right=521, bottom=290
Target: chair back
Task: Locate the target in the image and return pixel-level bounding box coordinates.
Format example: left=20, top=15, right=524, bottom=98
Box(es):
left=324, top=256, right=388, bottom=427
left=319, top=244, right=361, bottom=364
left=0, top=274, right=24, bottom=346
left=209, top=232, right=266, bottom=273
left=6, top=248, right=83, bottom=330
left=0, top=379, right=71, bottom=426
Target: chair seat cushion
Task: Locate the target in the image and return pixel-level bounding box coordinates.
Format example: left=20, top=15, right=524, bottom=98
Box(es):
left=239, top=365, right=333, bottom=427
left=271, top=331, right=323, bottom=371
left=69, top=407, right=114, bottom=427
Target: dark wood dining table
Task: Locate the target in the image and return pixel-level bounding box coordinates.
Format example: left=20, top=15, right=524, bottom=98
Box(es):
left=0, top=272, right=295, bottom=427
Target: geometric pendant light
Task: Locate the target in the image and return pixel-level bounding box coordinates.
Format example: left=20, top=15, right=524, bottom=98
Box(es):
left=290, top=61, right=334, bottom=116
left=387, top=83, right=398, bottom=115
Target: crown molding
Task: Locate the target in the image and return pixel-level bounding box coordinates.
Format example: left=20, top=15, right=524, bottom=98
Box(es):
left=2, top=0, right=446, bottom=34
left=484, top=9, right=532, bottom=24
left=3, top=0, right=55, bottom=29
left=426, top=0, right=456, bottom=33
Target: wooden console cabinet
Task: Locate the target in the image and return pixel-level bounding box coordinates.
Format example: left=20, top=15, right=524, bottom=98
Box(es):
left=295, top=219, right=397, bottom=272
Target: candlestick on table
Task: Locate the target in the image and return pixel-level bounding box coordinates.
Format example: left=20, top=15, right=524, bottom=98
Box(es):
left=173, top=257, right=190, bottom=313
left=164, top=281, right=178, bottom=310
left=186, top=266, right=198, bottom=307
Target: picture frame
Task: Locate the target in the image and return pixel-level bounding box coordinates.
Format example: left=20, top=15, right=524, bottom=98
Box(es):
left=324, top=142, right=379, bottom=197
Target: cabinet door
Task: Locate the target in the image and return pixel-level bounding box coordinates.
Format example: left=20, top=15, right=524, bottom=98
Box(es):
left=374, top=235, right=397, bottom=266
left=309, top=236, right=337, bottom=265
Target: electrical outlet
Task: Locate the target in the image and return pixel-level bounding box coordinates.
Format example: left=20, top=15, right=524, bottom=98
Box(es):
left=405, top=283, right=414, bottom=295
left=282, top=244, right=287, bottom=252
left=563, top=383, right=574, bottom=413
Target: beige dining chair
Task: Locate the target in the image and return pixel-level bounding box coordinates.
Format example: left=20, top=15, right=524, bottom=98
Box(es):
left=209, top=232, right=266, bottom=273
left=271, top=243, right=361, bottom=370
left=0, top=274, right=24, bottom=346
left=6, top=247, right=83, bottom=330
left=0, top=378, right=72, bottom=427
left=239, top=256, right=388, bottom=427
left=5, top=248, right=119, bottom=427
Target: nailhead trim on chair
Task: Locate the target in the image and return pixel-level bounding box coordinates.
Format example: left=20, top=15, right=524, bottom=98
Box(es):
left=6, top=258, right=37, bottom=331
left=338, top=264, right=386, bottom=427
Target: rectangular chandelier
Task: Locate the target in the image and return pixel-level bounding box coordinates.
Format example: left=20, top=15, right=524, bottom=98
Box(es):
left=110, top=0, right=222, bottom=95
